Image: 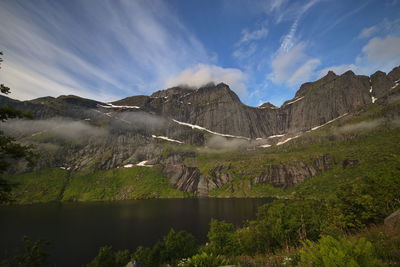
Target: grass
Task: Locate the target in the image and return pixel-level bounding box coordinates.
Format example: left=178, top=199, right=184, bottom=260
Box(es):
left=62, top=166, right=189, bottom=201
left=6, top=166, right=190, bottom=204
left=7, top=168, right=69, bottom=204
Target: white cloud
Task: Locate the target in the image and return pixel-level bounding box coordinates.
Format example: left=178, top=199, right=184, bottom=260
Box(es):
left=288, top=58, right=321, bottom=86
left=358, top=26, right=378, bottom=39
left=280, top=18, right=299, bottom=52
left=320, top=35, right=400, bottom=76
left=165, top=64, right=248, bottom=96
left=360, top=35, right=400, bottom=64
left=268, top=42, right=320, bottom=87
left=357, top=18, right=400, bottom=40
left=238, top=27, right=268, bottom=45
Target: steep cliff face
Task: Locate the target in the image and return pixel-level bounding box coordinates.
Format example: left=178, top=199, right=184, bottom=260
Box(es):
left=281, top=71, right=371, bottom=133
left=252, top=155, right=333, bottom=188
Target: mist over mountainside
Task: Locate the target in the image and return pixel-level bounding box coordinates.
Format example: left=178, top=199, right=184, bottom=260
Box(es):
left=1, top=65, right=400, bottom=199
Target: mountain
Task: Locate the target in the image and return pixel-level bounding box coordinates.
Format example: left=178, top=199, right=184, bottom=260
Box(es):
left=1, top=65, right=400, bottom=202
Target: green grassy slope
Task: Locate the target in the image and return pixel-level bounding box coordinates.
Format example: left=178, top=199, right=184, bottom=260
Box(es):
left=7, top=166, right=188, bottom=204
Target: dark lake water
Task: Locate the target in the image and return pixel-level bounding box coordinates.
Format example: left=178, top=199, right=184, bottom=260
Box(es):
left=0, top=198, right=272, bottom=266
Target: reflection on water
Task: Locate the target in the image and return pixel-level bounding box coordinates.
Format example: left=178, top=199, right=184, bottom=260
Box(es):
left=0, top=198, right=272, bottom=267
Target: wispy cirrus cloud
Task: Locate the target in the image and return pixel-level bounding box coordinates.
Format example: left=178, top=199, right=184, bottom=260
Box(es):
left=358, top=18, right=400, bottom=39
left=0, top=0, right=212, bottom=101
left=237, top=27, right=268, bottom=45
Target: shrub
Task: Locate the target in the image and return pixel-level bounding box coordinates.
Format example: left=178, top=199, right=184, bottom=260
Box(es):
left=86, top=246, right=131, bottom=267
left=206, top=219, right=238, bottom=255
left=133, top=229, right=198, bottom=266
left=249, top=200, right=329, bottom=253
left=178, top=252, right=231, bottom=267
left=299, top=235, right=384, bottom=267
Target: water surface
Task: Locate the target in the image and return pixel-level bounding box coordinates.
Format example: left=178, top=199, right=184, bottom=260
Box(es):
left=0, top=198, right=272, bottom=266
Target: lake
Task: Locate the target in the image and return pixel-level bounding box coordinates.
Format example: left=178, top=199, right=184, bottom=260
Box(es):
left=0, top=198, right=272, bottom=266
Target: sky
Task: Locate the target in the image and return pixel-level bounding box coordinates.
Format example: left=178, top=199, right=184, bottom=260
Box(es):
left=0, top=0, right=399, bottom=107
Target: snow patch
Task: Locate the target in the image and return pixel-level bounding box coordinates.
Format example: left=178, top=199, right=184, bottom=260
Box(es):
left=259, top=144, right=271, bottom=148
left=267, top=134, right=285, bottom=139
left=276, top=135, right=300, bottom=146
left=136, top=160, right=153, bottom=167
left=391, top=80, right=400, bottom=89
left=123, top=164, right=134, bottom=168
left=172, top=119, right=250, bottom=140
left=309, top=113, right=348, bottom=132
left=152, top=135, right=184, bottom=144
left=283, top=96, right=305, bottom=106
left=98, top=104, right=140, bottom=109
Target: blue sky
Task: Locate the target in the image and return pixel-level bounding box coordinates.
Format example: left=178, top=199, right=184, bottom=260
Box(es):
left=0, top=0, right=399, bottom=106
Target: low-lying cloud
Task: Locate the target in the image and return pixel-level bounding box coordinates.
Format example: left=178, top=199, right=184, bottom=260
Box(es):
left=165, top=64, right=248, bottom=97
left=1, top=118, right=108, bottom=140
left=334, top=119, right=383, bottom=134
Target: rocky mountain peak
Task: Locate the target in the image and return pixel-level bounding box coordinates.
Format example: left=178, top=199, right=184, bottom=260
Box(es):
left=326, top=70, right=337, bottom=78
left=343, top=70, right=355, bottom=76
left=258, top=102, right=278, bottom=109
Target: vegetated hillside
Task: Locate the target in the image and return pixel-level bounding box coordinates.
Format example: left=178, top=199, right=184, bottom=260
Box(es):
left=0, top=66, right=399, bottom=203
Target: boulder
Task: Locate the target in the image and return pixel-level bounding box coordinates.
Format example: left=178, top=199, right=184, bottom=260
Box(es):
left=384, top=209, right=400, bottom=229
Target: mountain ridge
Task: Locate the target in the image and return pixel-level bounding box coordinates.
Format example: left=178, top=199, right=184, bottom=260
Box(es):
left=1, top=65, right=400, bottom=199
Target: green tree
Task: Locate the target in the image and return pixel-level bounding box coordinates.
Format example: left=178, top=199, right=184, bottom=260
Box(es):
left=86, top=246, right=131, bottom=267
left=133, top=229, right=198, bottom=267
left=206, top=219, right=238, bottom=256
left=160, top=229, right=198, bottom=264
left=0, top=51, right=35, bottom=203
left=249, top=200, right=329, bottom=253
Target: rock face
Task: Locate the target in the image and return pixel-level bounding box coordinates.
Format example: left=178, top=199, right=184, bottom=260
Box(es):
left=384, top=209, right=400, bottom=229
left=252, top=155, right=333, bottom=188
left=1, top=65, right=399, bottom=194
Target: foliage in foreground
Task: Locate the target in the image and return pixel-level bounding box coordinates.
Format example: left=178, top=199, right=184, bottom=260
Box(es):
left=133, top=229, right=198, bottom=267
left=0, top=236, right=49, bottom=267
left=178, top=252, right=231, bottom=267
left=0, top=51, right=35, bottom=203
left=86, top=246, right=131, bottom=267
left=299, top=235, right=384, bottom=267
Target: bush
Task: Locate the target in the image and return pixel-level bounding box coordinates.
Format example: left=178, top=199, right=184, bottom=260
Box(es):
left=331, top=175, right=400, bottom=231
left=133, top=229, right=198, bottom=266
left=86, top=246, right=131, bottom=267
left=248, top=200, right=329, bottom=253
left=206, top=219, right=238, bottom=256
left=178, top=252, right=231, bottom=267
left=14, top=236, right=50, bottom=267
left=299, top=235, right=384, bottom=267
